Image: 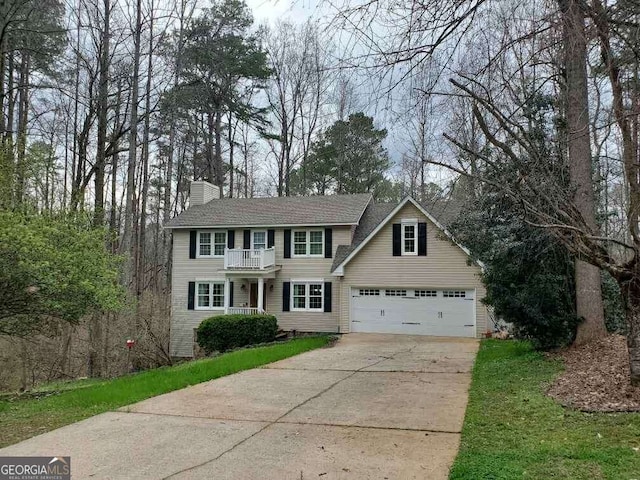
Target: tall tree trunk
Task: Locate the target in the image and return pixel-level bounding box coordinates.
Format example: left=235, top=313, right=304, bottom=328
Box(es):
left=122, top=0, right=143, bottom=290
left=618, top=271, right=640, bottom=385
left=591, top=0, right=640, bottom=382
left=110, top=82, right=123, bottom=253
left=560, top=0, right=606, bottom=345
left=227, top=113, right=235, bottom=198
left=0, top=45, right=6, bottom=137
left=89, top=0, right=111, bottom=377
left=14, top=51, right=29, bottom=206
left=93, top=0, right=111, bottom=228
left=163, top=0, right=188, bottom=289
left=206, top=112, right=215, bottom=183
left=71, top=3, right=81, bottom=211
left=6, top=52, right=14, bottom=149
left=138, top=2, right=153, bottom=297
left=214, top=108, right=223, bottom=190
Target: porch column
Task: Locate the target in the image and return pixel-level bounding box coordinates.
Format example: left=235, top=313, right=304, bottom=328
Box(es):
left=257, top=277, right=264, bottom=313
left=224, top=278, right=230, bottom=314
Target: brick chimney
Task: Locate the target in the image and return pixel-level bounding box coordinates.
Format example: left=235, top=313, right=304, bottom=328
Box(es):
left=190, top=181, right=220, bottom=206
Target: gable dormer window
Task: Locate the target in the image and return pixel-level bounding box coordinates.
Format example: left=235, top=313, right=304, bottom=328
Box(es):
left=401, top=219, right=418, bottom=255
left=197, top=231, right=226, bottom=257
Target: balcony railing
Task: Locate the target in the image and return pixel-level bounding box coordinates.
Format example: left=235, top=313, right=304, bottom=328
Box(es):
left=226, top=307, right=264, bottom=315
left=224, top=247, right=276, bottom=270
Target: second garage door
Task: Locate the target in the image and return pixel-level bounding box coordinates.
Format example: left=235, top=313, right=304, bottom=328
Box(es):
left=350, top=288, right=476, bottom=337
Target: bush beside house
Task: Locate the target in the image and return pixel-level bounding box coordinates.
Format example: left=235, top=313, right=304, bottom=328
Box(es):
left=196, top=314, right=279, bottom=354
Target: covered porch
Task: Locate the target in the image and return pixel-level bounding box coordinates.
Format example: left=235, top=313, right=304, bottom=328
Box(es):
left=222, top=268, right=280, bottom=315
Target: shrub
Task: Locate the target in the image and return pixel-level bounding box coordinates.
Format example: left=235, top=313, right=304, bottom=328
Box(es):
left=196, top=314, right=278, bottom=354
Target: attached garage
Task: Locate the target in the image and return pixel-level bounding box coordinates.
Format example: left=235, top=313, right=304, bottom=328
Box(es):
left=350, top=288, right=476, bottom=337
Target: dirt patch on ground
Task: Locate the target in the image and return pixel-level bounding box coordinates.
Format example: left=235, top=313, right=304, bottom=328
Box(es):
left=547, top=334, right=640, bottom=412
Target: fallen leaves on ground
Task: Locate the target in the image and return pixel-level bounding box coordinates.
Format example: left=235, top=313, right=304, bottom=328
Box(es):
left=547, top=334, right=640, bottom=412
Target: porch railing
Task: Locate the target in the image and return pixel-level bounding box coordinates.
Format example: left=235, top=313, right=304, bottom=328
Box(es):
left=226, top=307, right=265, bottom=315
left=224, top=247, right=275, bottom=270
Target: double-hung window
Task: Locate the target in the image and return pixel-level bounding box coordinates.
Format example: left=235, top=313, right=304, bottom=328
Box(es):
left=401, top=220, right=417, bottom=255
left=252, top=231, right=267, bottom=250
left=196, top=281, right=225, bottom=309
left=197, top=231, right=226, bottom=257
left=292, top=229, right=324, bottom=257
left=291, top=281, right=324, bottom=311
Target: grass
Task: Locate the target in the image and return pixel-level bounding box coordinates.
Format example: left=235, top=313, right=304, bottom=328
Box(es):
left=0, top=336, right=330, bottom=448
left=449, top=340, right=640, bottom=479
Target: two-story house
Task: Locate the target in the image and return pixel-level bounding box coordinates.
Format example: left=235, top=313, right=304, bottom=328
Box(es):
left=166, top=181, right=488, bottom=357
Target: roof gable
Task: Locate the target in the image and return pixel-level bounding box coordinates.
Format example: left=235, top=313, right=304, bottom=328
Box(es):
left=332, top=196, right=481, bottom=275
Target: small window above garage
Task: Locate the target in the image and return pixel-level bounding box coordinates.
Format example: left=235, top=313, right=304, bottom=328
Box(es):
left=415, top=290, right=437, bottom=297
left=359, top=289, right=380, bottom=296
left=385, top=289, right=407, bottom=297
left=443, top=290, right=466, bottom=298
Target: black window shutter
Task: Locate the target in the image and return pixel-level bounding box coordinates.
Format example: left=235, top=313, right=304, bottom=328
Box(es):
left=324, top=282, right=332, bottom=312
left=418, top=222, right=427, bottom=256
left=229, top=281, right=234, bottom=307
left=324, top=228, right=333, bottom=258
left=227, top=230, right=235, bottom=249
left=283, top=229, right=291, bottom=258
left=243, top=230, right=251, bottom=249
left=392, top=224, right=401, bottom=256
left=267, top=229, right=275, bottom=248
left=282, top=281, right=291, bottom=311
left=189, top=230, right=197, bottom=258
left=187, top=282, right=195, bottom=310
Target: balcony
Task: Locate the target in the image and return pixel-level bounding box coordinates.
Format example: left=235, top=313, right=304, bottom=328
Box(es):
left=224, top=247, right=276, bottom=270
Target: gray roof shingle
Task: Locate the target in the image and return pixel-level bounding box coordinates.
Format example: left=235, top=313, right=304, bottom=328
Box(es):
left=330, top=202, right=396, bottom=271
left=165, top=193, right=373, bottom=228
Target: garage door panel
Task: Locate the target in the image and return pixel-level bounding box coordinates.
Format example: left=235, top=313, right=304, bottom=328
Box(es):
left=351, top=288, right=475, bottom=337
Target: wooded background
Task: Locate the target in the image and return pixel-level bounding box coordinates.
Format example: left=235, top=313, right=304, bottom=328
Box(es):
left=1, top=0, right=639, bottom=389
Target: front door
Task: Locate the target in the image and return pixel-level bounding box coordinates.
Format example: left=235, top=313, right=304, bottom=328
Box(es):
left=249, top=282, right=267, bottom=309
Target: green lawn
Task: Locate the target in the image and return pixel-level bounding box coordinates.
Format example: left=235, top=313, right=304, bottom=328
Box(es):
left=0, top=336, right=330, bottom=448
left=450, top=340, right=640, bottom=480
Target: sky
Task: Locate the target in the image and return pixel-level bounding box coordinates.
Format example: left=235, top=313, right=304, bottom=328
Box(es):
left=246, top=0, right=318, bottom=24
left=243, top=0, right=458, bottom=189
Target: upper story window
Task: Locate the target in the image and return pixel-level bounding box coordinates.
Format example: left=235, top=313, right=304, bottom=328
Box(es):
left=197, top=231, right=226, bottom=257
left=401, top=220, right=417, bottom=255
left=293, top=229, right=324, bottom=257
left=252, top=230, right=267, bottom=250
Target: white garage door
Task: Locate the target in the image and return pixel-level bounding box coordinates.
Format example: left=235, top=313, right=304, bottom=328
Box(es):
left=351, top=288, right=476, bottom=337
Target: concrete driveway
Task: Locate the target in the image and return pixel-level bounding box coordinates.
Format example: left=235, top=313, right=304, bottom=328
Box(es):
left=0, top=334, right=478, bottom=479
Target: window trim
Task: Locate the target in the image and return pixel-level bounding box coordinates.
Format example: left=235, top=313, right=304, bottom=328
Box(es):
left=401, top=220, right=418, bottom=256
left=195, top=280, right=226, bottom=310
left=290, top=279, right=324, bottom=312
left=196, top=230, right=227, bottom=258
left=251, top=230, right=267, bottom=250
left=292, top=229, right=324, bottom=257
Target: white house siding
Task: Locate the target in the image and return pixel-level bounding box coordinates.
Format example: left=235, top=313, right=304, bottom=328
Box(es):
left=266, top=227, right=351, bottom=333
left=338, top=203, right=487, bottom=338
left=170, top=226, right=351, bottom=357
left=170, top=229, right=248, bottom=357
